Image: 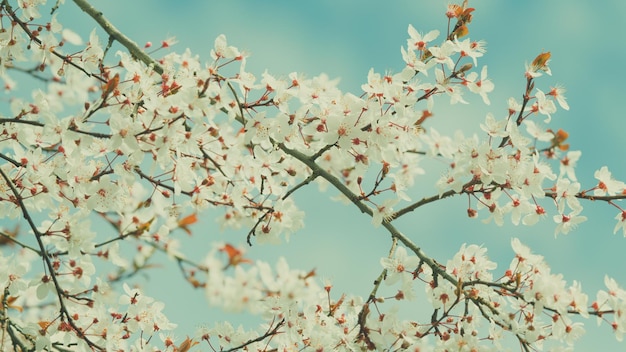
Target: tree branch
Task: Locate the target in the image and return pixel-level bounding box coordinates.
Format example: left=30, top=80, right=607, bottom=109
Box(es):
left=0, top=167, right=104, bottom=351
left=71, top=0, right=164, bottom=75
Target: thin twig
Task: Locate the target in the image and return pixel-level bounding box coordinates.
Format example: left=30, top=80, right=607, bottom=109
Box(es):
left=221, top=318, right=285, bottom=352
left=0, top=231, right=41, bottom=255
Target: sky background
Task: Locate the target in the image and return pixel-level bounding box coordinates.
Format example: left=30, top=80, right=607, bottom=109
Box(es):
left=4, top=1, right=626, bottom=350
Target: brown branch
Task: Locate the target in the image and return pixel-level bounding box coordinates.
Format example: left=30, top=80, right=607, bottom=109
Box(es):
left=221, top=318, right=285, bottom=352
left=0, top=118, right=45, bottom=128
left=499, top=76, right=534, bottom=148
left=393, top=180, right=626, bottom=223
left=0, top=117, right=113, bottom=139
left=355, top=238, right=397, bottom=346
left=546, top=191, right=626, bottom=202
left=0, top=230, right=40, bottom=254
left=0, top=152, right=22, bottom=168
left=281, top=170, right=319, bottom=200
left=393, top=179, right=481, bottom=219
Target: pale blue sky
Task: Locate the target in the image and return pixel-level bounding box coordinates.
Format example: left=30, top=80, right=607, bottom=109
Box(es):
left=5, top=1, right=626, bottom=350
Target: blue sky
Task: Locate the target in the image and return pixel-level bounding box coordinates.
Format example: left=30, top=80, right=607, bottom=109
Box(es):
left=6, top=1, right=626, bottom=349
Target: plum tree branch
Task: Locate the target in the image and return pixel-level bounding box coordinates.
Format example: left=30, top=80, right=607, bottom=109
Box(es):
left=277, top=143, right=459, bottom=285
left=71, top=0, right=164, bottom=75
left=0, top=230, right=40, bottom=254
left=274, top=141, right=535, bottom=346
left=1, top=0, right=97, bottom=80
left=0, top=167, right=104, bottom=351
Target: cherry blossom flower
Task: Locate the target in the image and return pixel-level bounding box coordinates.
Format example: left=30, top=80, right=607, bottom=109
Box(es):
left=406, top=25, right=439, bottom=52
left=427, top=283, right=456, bottom=310
left=371, top=198, right=400, bottom=227
left=613, top=211, right=626, bottom=236
left=548, top=84, right=570, bottom=110
left=594, top=166, right=625, bottom=196
left=453, top=37, right=486, bottom=66
left=380, top=246, right=420, bottom=285
left=553, top=209, right=587, bottom=236
left=465, top=65, right=494, bottom=104
left=554, top=178, right=582, bottom=213
left=480, top=113, right=508, bottom=138
left=534, top=89, right=557, bottom=122
left=85, top=175, right=127, bottom=213
left=400, top=45, right=429, bottom=72
left=559, top=150, right=582, bottom=181
left=82, top=29, right=104, bottom=72
left=429, top=41, right=457, bottom=70
left=62, top=28, right=83, bottom=45
left=447, top=243, right=497, bottom=281
left=211, top=34, right=241, bottom=59
left=16, top=0, right=43, bottom=20
left=524, top=120, right=554, bottom=141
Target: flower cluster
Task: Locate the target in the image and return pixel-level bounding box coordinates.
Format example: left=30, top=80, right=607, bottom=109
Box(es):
left=374, top=238, right=592, bottom=349
left=0, top=0, right=625, bottom=351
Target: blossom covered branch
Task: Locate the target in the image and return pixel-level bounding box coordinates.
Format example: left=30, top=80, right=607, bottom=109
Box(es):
left=0, top=0, right=626, bottom=351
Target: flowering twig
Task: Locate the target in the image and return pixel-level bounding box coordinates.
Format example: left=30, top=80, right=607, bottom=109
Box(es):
left=220, top=318, right=285, bottom=352
left=0, top=168, right=105, bottom=351
left=2, top=0, right=99, bottom=80
left=71, top=0, right=164, bottom=75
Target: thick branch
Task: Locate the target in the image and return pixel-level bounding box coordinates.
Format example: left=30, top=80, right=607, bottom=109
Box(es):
left=394, top=187, right=466, bottom=219
left=277, top=143, right=458, bottom=285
